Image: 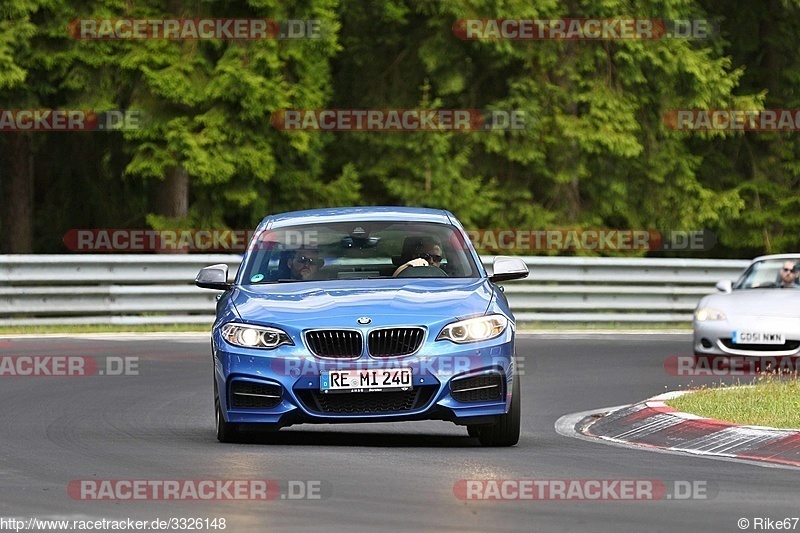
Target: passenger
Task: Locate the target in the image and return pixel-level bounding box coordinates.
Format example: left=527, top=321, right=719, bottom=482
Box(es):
left=393, top=237, right=444, bottom=277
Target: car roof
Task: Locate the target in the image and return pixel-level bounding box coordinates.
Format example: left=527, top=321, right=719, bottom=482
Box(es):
left=260, top=206, right=456, bottom=229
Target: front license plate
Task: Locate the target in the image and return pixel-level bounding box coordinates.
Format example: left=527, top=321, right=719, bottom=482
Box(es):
left=732, top=331, right=785, bottom=344
left=321, top=368, right=413, bottom=393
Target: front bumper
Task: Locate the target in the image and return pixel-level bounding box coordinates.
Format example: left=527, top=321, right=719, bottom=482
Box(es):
left=693, top=316, right=800, bottom=357
left=214, top=330, right=517, bottom=429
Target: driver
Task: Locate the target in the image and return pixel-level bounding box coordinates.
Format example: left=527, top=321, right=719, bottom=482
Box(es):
left=286, top=247, right=324, bottom=281
left=393, top=237, right=444, bottom=277
left=779, top=260, right=800, bottom=288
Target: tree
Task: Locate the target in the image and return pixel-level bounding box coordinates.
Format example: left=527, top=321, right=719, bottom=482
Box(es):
left=0, top=0, right=41, bottom=253
left=697, top=0, right=800, bottom=255
left=326, top=0, right=752, bottom=256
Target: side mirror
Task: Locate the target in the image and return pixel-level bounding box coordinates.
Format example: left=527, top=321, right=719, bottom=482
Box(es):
left=715, top=279, right=733, bottom=293
left=196, top=264, right=232, bottom=290
left=489, top=257, right=529, bottom=283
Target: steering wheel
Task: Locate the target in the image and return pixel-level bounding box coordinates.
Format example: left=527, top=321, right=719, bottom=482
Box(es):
left=395, top=265, right=448, bottom=278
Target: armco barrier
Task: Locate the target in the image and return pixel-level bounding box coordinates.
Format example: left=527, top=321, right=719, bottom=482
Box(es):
left=0, top=255, right=749, bottom=326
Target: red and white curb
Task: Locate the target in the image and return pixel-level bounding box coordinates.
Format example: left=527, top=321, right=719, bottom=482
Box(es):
left=558, top=391, right=800, bottom=469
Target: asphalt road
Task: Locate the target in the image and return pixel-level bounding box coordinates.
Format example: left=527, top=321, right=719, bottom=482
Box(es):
left=0, top=333, right=797, bottom=532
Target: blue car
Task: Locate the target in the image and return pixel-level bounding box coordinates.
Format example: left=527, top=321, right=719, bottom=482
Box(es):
left=195, top=207, right=529, bottom=446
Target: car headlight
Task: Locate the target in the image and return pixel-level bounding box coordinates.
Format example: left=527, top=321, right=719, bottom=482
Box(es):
left=436, top=315, right=509, bottom=344
left=221, top=323, right=293, bottom=349
left=695, top=308, right=726, bottom=322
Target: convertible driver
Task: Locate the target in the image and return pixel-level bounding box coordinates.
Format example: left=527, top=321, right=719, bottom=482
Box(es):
left=779, top=260, right=799, bottom=288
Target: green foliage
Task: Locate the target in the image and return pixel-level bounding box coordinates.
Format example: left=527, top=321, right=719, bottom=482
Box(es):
left=2, top=0, right=800, bottom=256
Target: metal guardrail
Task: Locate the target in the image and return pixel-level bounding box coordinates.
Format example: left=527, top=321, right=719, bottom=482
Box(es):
left=0, top=255, right=750, bottom=326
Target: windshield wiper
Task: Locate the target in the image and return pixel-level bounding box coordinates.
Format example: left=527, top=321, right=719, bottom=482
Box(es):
left=248, top=279, right=306, bottom=285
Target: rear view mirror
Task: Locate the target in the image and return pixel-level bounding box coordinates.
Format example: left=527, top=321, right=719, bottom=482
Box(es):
left=489, top=257, right=529, bottom=283
left=196, top=264, right=232, bottom=290
left=715, top=279, right=733, bottom=293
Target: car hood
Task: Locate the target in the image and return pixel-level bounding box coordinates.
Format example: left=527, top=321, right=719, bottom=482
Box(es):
left=231, top=278, right=495, bottom=325
left=702, top=289, right=800, bottom=318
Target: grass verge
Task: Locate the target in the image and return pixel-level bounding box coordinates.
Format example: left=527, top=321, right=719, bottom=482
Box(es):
left=666, top=375, right=800, bottom=429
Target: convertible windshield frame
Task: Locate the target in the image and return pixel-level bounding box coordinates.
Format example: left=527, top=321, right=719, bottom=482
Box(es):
left=734, top=258, right=798, bottom=290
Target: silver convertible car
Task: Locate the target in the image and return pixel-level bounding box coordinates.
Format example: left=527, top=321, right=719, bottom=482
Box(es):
left=693, top=254, right=800, bottom=357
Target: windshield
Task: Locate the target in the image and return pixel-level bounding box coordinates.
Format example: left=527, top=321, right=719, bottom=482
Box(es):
left=734, top=258, right=800, bottom=289
left=240, top=221, right=481, bottom=284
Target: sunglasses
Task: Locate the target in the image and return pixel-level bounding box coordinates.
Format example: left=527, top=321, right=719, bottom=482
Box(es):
left=295, top=255, right=323, bottom=267
left=420, top=253, right=443, bottom=263
left=782, top=267, right=797, bottom=273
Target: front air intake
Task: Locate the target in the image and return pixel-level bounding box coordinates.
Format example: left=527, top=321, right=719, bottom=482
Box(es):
left=230, top=381, right=282, bottom=409
left=368, top=327, right=425, bottom=357
left=450, top=374, right=504, bottom=403
left=305, top=330, right=363, bottom=358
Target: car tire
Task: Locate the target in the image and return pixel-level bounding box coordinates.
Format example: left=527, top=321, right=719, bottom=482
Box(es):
left=216, top=398, right=243, bottom=443
left=467, top=425, right=480, bottom=438
left=478, top=376, right=520, bottom=447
